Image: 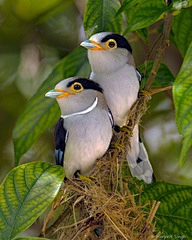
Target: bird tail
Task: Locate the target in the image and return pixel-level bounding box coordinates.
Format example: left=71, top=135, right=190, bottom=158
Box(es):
left=126, top=125, right=155, bottom=184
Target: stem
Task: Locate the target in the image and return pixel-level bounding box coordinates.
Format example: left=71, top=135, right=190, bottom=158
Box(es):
left=150, top=85, right=172, bottom=95
left=144, top=12, right=173, bottom=91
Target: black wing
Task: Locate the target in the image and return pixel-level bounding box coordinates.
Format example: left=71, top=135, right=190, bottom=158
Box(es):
left=54, top=117, right=68, bottom=166
left=136, top=69, right=142, bottom=82
left=107, top=108, right=114, bottom=127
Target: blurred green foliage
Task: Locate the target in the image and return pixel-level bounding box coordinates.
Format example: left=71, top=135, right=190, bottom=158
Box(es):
left=0, top=0, right=83, bottom=179
left=0, top=0, right=192, bottom=238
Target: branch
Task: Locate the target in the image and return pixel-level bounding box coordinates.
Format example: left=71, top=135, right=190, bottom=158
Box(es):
left=144, top=12, right=173, bottom=91
left=150, top=85, right=172, bottom=95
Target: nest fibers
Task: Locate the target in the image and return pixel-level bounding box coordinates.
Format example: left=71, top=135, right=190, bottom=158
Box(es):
left=42, top=93, right=161, bottom=240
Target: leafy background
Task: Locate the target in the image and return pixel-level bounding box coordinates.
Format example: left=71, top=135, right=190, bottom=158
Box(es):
left=0, top=0, right=192, bottom=239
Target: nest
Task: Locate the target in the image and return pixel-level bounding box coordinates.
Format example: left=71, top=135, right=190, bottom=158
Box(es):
left=42, top=93, right=161, bottom=240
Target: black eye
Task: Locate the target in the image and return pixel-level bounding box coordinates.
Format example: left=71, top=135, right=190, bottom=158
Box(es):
left=108, top=41, right=115, bottom=48
left=106, top=39, right=117, bottom=49
left=71, top=82, right=83, bottom=92
left=74, top=84, right=81, bottom=90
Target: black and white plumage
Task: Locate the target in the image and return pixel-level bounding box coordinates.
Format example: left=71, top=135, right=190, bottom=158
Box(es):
left=81, top=32, right=155, bottom=183
left=45, top=77, right=113, bottom=178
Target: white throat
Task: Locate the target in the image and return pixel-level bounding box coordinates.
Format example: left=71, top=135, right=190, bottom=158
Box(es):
left=61, top=97, right=98, bottom=119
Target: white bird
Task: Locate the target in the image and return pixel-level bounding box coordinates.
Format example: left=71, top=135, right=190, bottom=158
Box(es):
left=81, top=32, right=155, bottom=183
left=45, top=77, right=113, bottom=179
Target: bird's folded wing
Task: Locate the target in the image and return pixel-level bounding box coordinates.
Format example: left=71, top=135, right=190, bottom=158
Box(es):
left=54, top=117, right=68, bottom=166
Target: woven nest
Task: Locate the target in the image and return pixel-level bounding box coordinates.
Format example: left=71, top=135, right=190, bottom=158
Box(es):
left=42, top=94, right=161, bottom=240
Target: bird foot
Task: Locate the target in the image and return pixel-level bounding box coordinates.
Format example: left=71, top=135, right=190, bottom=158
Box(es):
left=110, top=141, right=124, bottom=150
left=76, top=172, right=94, bottom=183
left=120, top=125, right=132, bottom=134
left=139, top=89, right=151, bottom=98
left=114, top=125, right=132, bottom=134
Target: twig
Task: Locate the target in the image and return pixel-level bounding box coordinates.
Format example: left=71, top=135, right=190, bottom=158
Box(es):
left=138, top=200, right=161, bottom=239
left=70, top=214, right=104, bottom=240
left=41, top=192, right=64, bottom=236
left=146, top=33, right=163, bottom=61
left=144, top=12, right=173, bottom=91
left=70, top=219, right=92, bottom=240
left=150, top=85, right=172, bottom=95
left=104, top=212, right=130, bottom=240
left=146, top=200, right=161, bottom=225
left=42, top=200, right=73, bottom=237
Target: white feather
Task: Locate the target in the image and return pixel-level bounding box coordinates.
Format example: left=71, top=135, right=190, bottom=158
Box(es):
left=126, top=125, right=154, bottom=184
left=83, top=33, right=155, bottom=183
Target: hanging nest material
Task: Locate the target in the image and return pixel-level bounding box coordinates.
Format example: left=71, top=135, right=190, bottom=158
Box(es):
left=42, top=93, right=161, bottom=240
left=41, top=11, right=174, bottom=238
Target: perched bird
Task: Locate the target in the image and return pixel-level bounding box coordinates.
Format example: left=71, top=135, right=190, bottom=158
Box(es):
left=45, top=77, right=113, bottom=179
left=81, top=32, right=155, bottom=183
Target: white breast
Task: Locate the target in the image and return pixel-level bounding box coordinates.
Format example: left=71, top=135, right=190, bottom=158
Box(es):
left=90, top=64, right=139, bottom=126
left=63, top=108, right=112, bottom=178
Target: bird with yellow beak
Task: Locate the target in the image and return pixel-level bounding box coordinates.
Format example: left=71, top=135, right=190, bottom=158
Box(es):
left=81, top=32, right=155, bottom=183
left=45, top=77, right=113, bottom=179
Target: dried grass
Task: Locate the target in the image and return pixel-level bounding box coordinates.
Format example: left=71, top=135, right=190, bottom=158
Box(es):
left=42, top=12, right=174, bottom=238
left=42, top=94, right=161, bottom=240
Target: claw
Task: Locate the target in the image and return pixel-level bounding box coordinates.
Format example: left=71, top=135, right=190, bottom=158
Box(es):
left=76, top=172, right=94, bottom=183
left=120, top=126, right=132, bottom=134
left=110, top=141, right=124, bottom=150
left=139, top=90, right=151, bottom=98
left=114, top=125, right=132, bottom=135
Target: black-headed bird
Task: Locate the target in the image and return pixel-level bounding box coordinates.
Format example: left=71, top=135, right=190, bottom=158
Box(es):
left=81, top=32, right=155, bottom=183
left=45, top=77, right=113, bottom=179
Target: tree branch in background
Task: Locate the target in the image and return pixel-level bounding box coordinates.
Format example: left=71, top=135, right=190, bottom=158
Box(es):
left=144, top=12, right=173, bottom=91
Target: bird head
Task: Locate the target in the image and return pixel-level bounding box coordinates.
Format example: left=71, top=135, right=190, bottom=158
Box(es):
left=45, top=77, right=105, bottom=116
left=80, top=32, right=135, bottom=73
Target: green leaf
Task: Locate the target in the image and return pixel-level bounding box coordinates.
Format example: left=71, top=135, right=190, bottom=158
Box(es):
left=83, top=0, right=122, bottom=38
left=173, top=40, right=192, bottom=166
left=180, top=134, right=192, bottom=167
left=136, top=28, right=149, bottom=43
left=13, top=47, right=89, bottom=165
left=0, top=52, right=19, bottom=88
left=116, top=0, right=138, bottom=16
left=0, top=162, right=65, bottom=240
left=172, top=7, right=192, bottom=56
left=123, top=0, right=170, bottom=35
left=10, top=0, right=63, bottom=21
left=138, top=61, right=174, bottom=89
left=173, top=41, right=192, bottom=136
left=138, top=181, right=192, bottom=237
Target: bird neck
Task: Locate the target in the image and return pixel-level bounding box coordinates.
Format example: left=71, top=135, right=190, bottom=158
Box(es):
left=61, top=97, right=98, bottom=119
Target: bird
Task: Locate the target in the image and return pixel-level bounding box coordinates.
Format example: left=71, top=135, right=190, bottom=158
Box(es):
left=45, top=77, right=113, bottom=179
left=80, top=32, right=155, bottom=183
